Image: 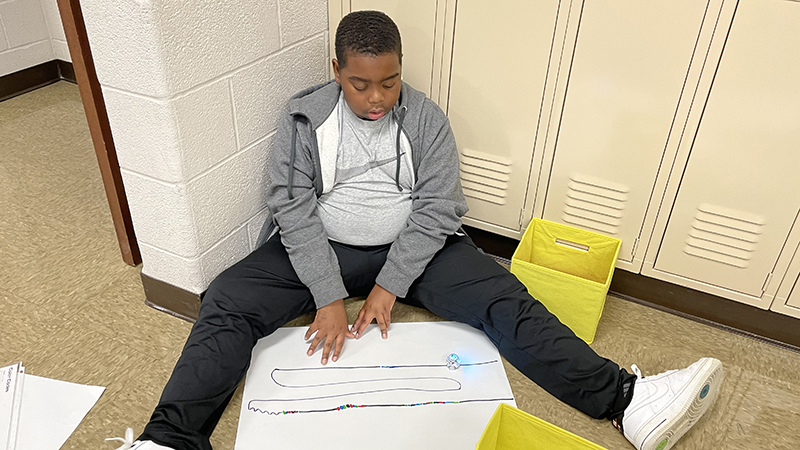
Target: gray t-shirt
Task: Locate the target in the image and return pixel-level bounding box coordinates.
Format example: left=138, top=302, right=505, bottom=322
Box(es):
left=316, top=94, right=413, bottom=245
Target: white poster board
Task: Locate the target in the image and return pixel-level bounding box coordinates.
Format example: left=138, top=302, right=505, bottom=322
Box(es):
left=15, top=375, right=105, bottom=450
left=235, top=322, right=515, bottom=450
left=1, top=363, right=104, bottom=450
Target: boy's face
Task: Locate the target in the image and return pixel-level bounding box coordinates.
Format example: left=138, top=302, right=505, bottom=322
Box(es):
left=333, top=52, right=402, bottom=121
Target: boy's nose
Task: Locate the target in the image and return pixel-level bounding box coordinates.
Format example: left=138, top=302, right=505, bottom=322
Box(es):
left=369, top=88, right=383, bottom=104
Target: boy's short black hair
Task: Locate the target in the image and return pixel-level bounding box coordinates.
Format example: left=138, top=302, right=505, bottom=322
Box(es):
left=335, top=10, right=402, bottom=68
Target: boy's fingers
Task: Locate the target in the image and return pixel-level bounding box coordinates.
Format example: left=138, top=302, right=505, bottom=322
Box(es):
left=307, top=335, right=322, bottom=356
left=332, top=335, right=345, bottom=362
left=304, top=323, right=318, bottom=341
left=356, top=314, right=373, bottom=338
left=352, top=313, right=363, bottom=336
left=321, top=335, right=334, bottom=365
left=377, top=315, right=388, bottom=339
left=353, top=315, right=364, bottom=338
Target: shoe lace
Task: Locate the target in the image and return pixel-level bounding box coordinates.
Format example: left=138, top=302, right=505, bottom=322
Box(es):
left=631, top=364, right=680, bottom=380
left=105, top=427, right=134, bottom=450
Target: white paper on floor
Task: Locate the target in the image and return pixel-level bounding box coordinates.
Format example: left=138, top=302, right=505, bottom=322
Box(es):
left=1, top=363, right=25, bottom=450
left=235, top=322, right=516, bottom=450
left=2, top=362, right=105, bottom=450
left=15, top=374, right=105, bottom=450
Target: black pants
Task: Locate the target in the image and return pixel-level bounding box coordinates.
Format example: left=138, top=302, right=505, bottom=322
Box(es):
left=140, top=234, right=633, bottom=450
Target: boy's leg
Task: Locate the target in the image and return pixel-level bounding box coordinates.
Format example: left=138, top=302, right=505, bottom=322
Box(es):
left=138, top=235, right=316, bottom=450
left=404, top=234, right=635, bottom=419
left=138, top=236, right=384, bottom=450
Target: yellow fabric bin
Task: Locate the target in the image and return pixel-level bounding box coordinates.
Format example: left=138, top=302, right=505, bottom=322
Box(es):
left=510, top=219, right=621, bottom=344
left=476, top=403, right=607, bottom=450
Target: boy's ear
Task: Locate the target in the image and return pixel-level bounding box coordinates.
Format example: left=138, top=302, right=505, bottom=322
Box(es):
left=332, top=59, right=341, bottom=84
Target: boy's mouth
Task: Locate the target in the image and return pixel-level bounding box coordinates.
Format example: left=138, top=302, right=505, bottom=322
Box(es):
left=367, top=110, right=385, bottom=120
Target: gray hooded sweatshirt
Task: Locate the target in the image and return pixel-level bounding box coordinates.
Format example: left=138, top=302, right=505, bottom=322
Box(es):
left=261, top=80, right=468, bottom=309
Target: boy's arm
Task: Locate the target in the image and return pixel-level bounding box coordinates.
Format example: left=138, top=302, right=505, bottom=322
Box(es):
left=267, top=113, right=349, bottom=309
left=375, top=107, right=468, bottom=298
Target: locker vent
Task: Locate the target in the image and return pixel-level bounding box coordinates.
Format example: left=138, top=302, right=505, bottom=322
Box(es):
left=683, top=203, right=765, bottom=268
left=561, top=174, right=628, bottom=235
left=459, top=149, right=511, bottom=205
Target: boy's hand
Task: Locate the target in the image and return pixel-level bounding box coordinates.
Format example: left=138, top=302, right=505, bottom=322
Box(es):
left=305, top=299, right=354, bottom=365
left=352, top=284, right=396, bottom=340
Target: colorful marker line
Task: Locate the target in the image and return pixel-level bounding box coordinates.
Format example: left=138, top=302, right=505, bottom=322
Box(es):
left=248, top=360, right=511, bottom=415
left=250, top=397, right=515, bottom=415
left=336, top=400, right=460, bottom=410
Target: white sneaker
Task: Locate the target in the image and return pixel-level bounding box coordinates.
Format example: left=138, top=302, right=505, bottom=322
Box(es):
left=106, top=428, right=176, bottom=450
left=619, top=357, right=723, bottom=450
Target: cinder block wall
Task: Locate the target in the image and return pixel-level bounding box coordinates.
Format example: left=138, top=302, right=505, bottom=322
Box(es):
left=39, top=0, right=70, bottom=62
left=0, top=0, right=71, bottom=77
left=81, top=0, right=330, bottom=293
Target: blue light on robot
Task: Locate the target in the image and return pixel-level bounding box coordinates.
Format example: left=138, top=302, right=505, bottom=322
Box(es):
left=446, top=353, right=461, bottom=370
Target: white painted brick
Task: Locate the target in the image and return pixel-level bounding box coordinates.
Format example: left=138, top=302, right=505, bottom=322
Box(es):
left=79, top=0, right=330, bottom=292
left=52, top=38, right=70, bottom=61
left=141, top=226, right=251, bottom=294
left=103, top=87, right=183, bottom=183
left=139, top=243, right=206, bottom=294
left=0, top=40, right=53, bottom=77
left=324, top=30, right=329, bottom=63
left=120, top=170, right=199, bottom=258
left=231, top=35, right=328, bottom=147
left=173, top=78, right=237, bottom=179
left=246, top=208, right=271, bottom=251
left=188, top=136, right=272, bottom=253
left=0, top=21, right=8, bottom=51
left=0, top=0, right=49, bottom=47
left=81, top=0, right=280, bottom=97
left=279, top=0, right=328, bottom=46
left=38, top=0, right=65, bottom=41
left=154, top=0, right=280, bottom=95
left=105, top=80, right=237, bottom=182
left=200, top=226, right=251, bottom=286
left=81, top=0, right=168, bottom=96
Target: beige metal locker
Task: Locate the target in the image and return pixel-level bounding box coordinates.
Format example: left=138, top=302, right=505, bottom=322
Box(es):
left=444, top=1, right=560, bottom=234
left=772, top=235, right=800, bottom=319
left=328, top=0, right=447, bottom=100
left=642, top=0, right=800, bottom=308
left=784, top=279, right=800, bottom=316
left=539, top=0, right=708, bottom=266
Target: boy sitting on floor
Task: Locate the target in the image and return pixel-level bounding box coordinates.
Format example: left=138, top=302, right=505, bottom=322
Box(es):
left=109, top=10, right=722, bottom=450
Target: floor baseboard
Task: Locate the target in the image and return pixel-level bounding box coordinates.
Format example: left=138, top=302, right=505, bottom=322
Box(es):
left=0, top=60, right=76, bottom=102
left=609, top=269, right=800, bottom=351
left=141, top=272, right=201, bottom=323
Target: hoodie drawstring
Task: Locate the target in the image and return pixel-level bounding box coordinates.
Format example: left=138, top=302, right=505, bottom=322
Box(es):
left=287, top=104, right=409, bottom=199
left=394, top=105, right=408, bottom=192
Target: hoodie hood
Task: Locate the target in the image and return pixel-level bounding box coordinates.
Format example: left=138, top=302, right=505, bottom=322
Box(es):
left=286, top=80, right=427, bottom=141
left=285, top=80, right=423, bottom=199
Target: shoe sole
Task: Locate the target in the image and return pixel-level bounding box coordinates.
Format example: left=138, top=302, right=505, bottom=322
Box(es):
left=639, top=358, right=724, bottom=450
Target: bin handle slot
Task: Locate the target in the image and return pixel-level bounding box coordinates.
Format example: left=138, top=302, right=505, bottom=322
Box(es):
left=555, top=238, right=590, bottom=252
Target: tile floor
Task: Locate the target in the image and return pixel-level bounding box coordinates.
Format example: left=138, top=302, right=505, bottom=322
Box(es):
left=2, top=82, right=800, bottom=449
